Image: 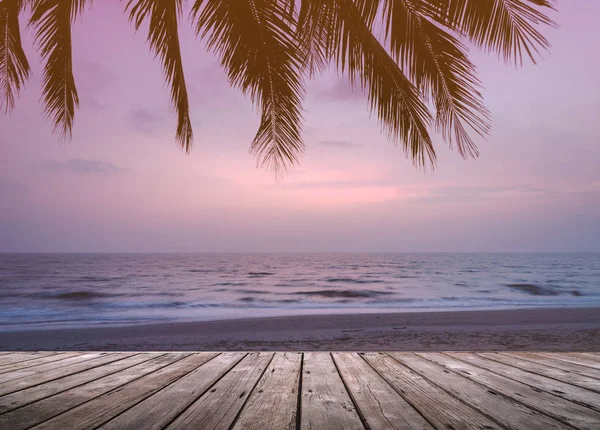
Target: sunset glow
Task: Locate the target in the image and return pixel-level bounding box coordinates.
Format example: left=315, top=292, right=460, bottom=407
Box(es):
left=1, top=0, right=598, bottom=252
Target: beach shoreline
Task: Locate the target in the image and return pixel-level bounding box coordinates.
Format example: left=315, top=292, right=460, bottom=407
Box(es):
left=1, top=307, right=599, bottom=351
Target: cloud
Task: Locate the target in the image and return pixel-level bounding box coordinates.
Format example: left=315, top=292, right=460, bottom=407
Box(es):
left=75, top=61, right=115, bottom=90
left=0, top=179, right=30, bottom=196
left=128, top=107, right=167, bottom=133
left=0, top=180, right=31, bottom=219
left=75, top=61, right=115, bottom=111
left=272, top=179, right=396, bottom=190
left=41, top=159, right=128, bottom=174
left=270, top=181, right=563, bottom=206
left=186, top=63, right=246, bottom=107
left=588, top=180, right=600, bottom=192
left=82, top=98, right=110, bottom=111
left=319, top=140, right=362, bottom=148
left=189, top=63, right=229, bottom=96
left=318, top=80, right=366, bottom=102
left=422, top=185, right=550, bottom=202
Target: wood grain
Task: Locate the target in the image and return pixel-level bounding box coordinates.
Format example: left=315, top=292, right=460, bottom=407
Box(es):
left=506, top=352, right=600, bottom=379
left=451, top=352, right=600, bottom=412
left=166, top=352, right=273, bottom=430
left=232, top=352, right=302, bottom=430
left=99, top=352, right=243, bottom=430
left=0, top=352, right=60, bottom=367
left=300, top=352, right=363, bottom=430
left=0, top=353, right=123, bottom=396
left=0, top=352, right=74, bottom=374
left=0, top=351, right=597, bottom=429
left=481, top=352, right=600, bottom=393
left=423, top=352, right=600, bottom=429
left=0, top=353, right=181, bottom=430
left=390, top=352, right=566, bottom=430
left=31, top=353, right=215, bottom=430
left=364, top=352, right=501, bottom=429
left=332, top=352, right=432, bottom=430
left=0, top=352, right=144, bottom=414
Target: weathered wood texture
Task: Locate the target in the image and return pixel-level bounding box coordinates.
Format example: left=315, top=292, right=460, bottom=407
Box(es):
left=300, top=352, right=362, bottom=430
left=0, top=352, right=598, bottom=429
left=232, top=352, right=302, bottom=430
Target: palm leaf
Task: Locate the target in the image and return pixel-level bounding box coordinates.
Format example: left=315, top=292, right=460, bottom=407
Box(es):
left=2, top=0, right=557, bottom=173
left=0, top=0, right=30, bottom=113
left=30, top=0, right=87, bottom=138
left=191, top=0, right=305, bottom=174
left=418, top=0, right=557, bottom=64
left=297, top=0, right=331, bottom=75
left=126, top=0, right=193, bottom=151
left=380, top=0, right=489, bottom=157
left=297, top=0, right=378, bottom=76
left=299, top=0, right=435, bottom=165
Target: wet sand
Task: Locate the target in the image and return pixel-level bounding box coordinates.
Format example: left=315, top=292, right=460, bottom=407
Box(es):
left=1, top=307, right=599, bottom=351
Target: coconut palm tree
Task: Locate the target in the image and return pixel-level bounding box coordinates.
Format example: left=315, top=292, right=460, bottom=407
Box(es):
left=0, top=0, right=555, bottom=173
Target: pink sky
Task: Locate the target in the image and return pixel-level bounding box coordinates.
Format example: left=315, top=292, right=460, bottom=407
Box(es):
left=1, top=0, right=599, bottom=252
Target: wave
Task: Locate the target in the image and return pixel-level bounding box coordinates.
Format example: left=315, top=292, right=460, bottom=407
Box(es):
left=506, top=283, right=559, bottom=296
left=248, top=272, right=275, bottom=276
left=294, top=289, right=393, bottom=299
left=236, top=289, right=270, bottom=295
left=109, top=300, right=213, bottom=309
left=324, top=277, right=385, bottom=284
left=505, top=283, right=581, bottom=297
left=212, top=282, right=248, bottom=287
left=67, top=276, right=126, bottom=283
left=235, top=297, right=302, bottom=305
left=53, top=291, right=117, bottom=300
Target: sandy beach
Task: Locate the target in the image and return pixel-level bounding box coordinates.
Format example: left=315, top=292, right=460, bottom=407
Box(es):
left=1, top=307, right=599, bottom=351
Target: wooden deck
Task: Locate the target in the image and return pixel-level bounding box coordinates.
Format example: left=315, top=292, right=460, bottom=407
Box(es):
left=0, top=352, right=599, bottom=429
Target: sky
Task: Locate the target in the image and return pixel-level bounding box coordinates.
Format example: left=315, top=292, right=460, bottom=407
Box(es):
left=1, top=0, right=599, bottom=253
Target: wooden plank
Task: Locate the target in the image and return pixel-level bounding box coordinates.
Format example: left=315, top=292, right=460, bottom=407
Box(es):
left=300, top=352, right=363, bottom=430
left=450, top=352, right=600, bottom=412
left=576, top=353, right=600, bottom=362
left=0, top=352, right=84, bottom=374
left=0, top=352, right=93, bottom=382
left=540, top=352, right=600, bottom=371
left=166, top=352, right=273, bottom=430
left=389, top=352, right=566, bottom=430
left=232, top=352, right=302, bottom=430
left=482, top=352, right=600, bottom=393
left=332, top=353, right=432, bottom=430
left=363, top=352, right=502, bottom=429
left=0, top=353, right=154, bottom=414
left=99, top=353, right=244, bottom=430
left=0, top=351, right=596, bottom=429
left=30, top=353, right=215, bottom=430
left=421, top=352, right=600, bottom=429
left=0, top=353, right=123, bottom=396
left=0, top=352, right=59, bottom=366
left=0, top=354, right=188, bottom=430
left=0, top=352, right=62, bottom=368
left=506, top=352, right=600, bottom=379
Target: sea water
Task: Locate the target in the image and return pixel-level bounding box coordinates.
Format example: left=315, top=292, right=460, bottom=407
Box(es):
left=0, top=253, right=598, bottom=330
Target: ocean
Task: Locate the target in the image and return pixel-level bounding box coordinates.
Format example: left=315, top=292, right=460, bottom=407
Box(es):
left=0, top=253, right=598, bottom=331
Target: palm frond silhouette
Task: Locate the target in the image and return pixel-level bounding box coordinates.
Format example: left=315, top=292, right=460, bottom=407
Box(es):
left=0, top=0, right=556, bottom=173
